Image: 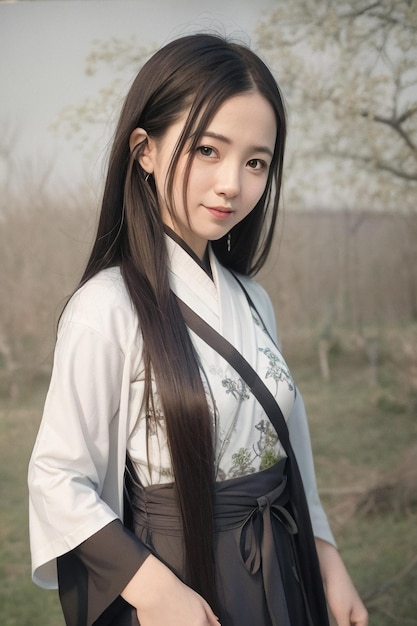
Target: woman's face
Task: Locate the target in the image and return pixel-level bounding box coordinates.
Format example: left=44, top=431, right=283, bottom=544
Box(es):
left=145, top=91, right=277, bottom=260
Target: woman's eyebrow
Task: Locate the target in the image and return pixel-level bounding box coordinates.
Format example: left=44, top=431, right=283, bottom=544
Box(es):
left=201, top=131, right=273, bottom=158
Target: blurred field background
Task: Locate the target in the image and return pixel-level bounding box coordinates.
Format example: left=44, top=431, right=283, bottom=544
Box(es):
left=1, top=1, right=416, bottom=624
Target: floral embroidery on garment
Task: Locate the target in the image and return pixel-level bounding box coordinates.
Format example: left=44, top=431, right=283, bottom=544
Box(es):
left=209, top=365, right=250, bottom=401
left=258, top=347, right=294, bottom=394
left=221, top=377, right=250, bottom=401
left=230, top=448, right=255, bottom=477
left=254, top=420, right=284, bottom=470
left=227, top=419, right=284, bottom=478
left=208, top=343, right=291, bottom=479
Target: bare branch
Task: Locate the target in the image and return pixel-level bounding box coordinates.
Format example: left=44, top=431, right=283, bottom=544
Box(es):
left=340, top=1, right=417, bottom=31
left=341, top=2, right=381, bottom=21
left=397, top=105, right=417, bottom=125
left=375, top=160, right=417, bottom=181
left=327, top=149, right=417, bottom=182
left=360, top=111, right=417, bottom=154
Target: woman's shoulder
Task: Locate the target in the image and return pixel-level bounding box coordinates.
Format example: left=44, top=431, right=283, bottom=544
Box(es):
left=233, top=272, right=278, bottom=341
left=233, top=273, right=273, bottom=312
left=60, top=267, right=136, bottom=338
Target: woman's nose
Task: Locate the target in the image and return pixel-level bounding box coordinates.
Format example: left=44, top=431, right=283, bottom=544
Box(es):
left=214, top=164, right=240, bottom=198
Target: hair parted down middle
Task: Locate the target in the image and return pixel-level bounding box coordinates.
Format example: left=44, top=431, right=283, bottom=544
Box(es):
left=79, top=33, right=286, bottom=607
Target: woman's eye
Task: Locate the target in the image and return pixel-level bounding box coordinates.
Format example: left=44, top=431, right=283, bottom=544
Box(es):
left=247, top=159, right=266, bottom=170
left=197, top=146, right=215, bottom=157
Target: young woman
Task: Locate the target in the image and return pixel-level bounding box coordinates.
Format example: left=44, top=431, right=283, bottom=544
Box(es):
left=28, top=34, right=368, bottom=626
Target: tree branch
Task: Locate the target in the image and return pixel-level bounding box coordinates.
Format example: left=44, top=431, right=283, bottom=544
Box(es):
left=327, top=150, right=417, bottom=182
left=340, top=2, right=417, bottom=31
left=340, top=1, right=380, bottom=21
left=397, top=105, right=417, bottom=125
left=366, top=10, right=417, bottom=31
left=376, top=160, right=417, bottom=181
left=361, top=111, right=417, bottom=154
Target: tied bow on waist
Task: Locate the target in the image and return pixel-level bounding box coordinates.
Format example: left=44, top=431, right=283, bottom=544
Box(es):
left=214, top=471, right=300, bottom=626
left=240, top=477, right=298, bottom=575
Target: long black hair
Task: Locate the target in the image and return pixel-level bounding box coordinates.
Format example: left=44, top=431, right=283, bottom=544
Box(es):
left=80, top=33, right=286, bottom=606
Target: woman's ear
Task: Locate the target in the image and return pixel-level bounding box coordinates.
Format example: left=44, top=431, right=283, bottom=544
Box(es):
left=129, top=128, right=153, bottom=174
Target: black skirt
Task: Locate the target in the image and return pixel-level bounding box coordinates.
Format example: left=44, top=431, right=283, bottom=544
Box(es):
left=127, top=458, right=321, bottom=626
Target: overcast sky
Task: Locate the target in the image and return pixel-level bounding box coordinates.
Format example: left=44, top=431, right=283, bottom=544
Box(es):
left=0, top=0, right=275, bottom=192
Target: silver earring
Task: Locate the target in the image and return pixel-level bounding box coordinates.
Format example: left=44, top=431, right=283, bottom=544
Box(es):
left=227, top=232, right=231, bottom=252
left=144, top=172, right=150, bottom=182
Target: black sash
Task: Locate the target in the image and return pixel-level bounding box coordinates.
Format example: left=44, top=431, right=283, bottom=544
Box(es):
left=177, top=296, right=330, bottom=626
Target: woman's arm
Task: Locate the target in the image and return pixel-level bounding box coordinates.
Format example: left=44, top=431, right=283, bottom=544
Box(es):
left=315, top=539, right=368, bottom=626
left=121, top=555, right=220, bottom=626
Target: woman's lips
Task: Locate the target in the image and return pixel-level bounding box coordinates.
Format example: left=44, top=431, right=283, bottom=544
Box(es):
left=204, top=206, right=234, bottom=220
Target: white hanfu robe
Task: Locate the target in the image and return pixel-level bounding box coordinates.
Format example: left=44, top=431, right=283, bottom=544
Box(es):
left=28, top=233, right=335, bottom=599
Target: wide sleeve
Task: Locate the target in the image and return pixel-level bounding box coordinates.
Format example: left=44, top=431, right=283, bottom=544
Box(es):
left=28, top=274, right=149, bottom=591
left=287, top=390, right=336, bottom=547
left=57, top=520, right=150, bottom=625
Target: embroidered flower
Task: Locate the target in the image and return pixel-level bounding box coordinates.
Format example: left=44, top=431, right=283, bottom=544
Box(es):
left=254, top=419, right=283, bottom=469
left=259, top=449, right=283, bottom=470
left=221, top=376, right=250, bottom=401
left=259, top=347, right=294, bottom=392
left=229, top=448, right=256, bottom=477
left=254, top=419, right=279, bottom=449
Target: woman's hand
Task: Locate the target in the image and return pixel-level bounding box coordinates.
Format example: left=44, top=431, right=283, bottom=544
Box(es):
left=121, top=554, right=220, bottom=626
left=315, top=538, right=369, bottom=626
